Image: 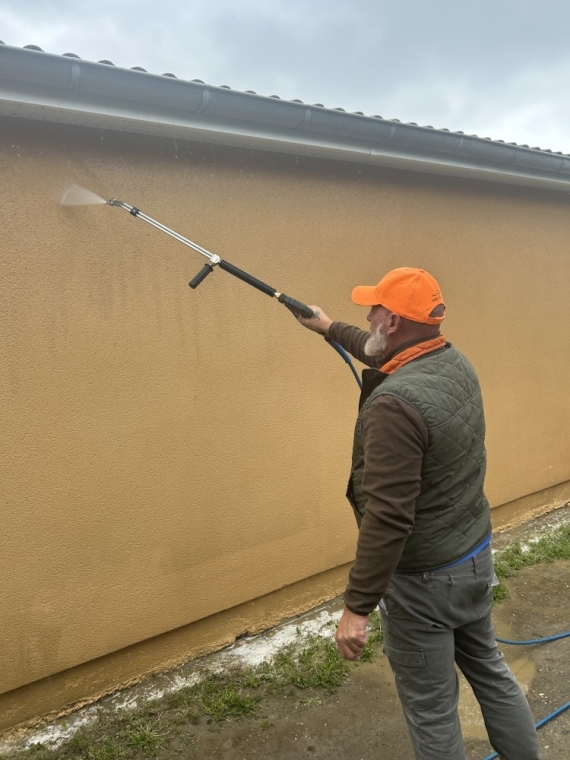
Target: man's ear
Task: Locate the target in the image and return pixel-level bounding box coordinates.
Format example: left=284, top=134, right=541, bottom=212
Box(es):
left=385, top=312, right=401, bottom=335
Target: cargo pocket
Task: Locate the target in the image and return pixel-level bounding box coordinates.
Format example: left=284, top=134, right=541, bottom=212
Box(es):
left=383, top=643, right=437, bottom=711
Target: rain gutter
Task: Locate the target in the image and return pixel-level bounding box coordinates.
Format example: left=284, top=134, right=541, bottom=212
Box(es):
left=1, top=44, right=570, bottom=193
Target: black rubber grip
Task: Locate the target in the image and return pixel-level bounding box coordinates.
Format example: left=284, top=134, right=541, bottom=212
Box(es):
left=277, top=295, right=315, bottom=319
left=189, top=264, right=214, bottom=289
left=218, top=260, right=276, bottom=298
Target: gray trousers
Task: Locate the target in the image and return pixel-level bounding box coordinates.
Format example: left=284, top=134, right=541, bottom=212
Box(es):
left=379, top=546, right=541, bottom=760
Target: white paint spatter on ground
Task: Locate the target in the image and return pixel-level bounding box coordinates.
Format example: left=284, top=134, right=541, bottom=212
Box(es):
left=217, top=608, right=343, bottom=668
left=519, top=515, right=570, bottom=554
left=0, top=670, right=206, bottom=756
left=108, top=671, right=203, bottom=713
left=491, top=504, right=570, bottom=555
left=0, top=607, right=342, bottom=755
left=2, top=707, right=100, bottom=754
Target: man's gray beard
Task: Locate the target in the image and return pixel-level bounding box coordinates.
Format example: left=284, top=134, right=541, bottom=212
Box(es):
left=364, top=324, right=388, bottom=357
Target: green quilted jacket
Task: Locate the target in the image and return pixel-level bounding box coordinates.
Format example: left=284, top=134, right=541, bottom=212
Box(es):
left=348, top=343, right=491, bottom=572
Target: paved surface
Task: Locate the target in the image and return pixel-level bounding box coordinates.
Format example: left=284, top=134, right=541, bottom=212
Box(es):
left=181, top=559, right=570, bottom=760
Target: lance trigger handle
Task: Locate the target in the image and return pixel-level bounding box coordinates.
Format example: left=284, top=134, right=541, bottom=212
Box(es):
left=189, top=264, right=215, bottom=289
left=277, top=295, right=316, bottom=319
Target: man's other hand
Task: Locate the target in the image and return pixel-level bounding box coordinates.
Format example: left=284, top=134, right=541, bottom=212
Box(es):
left=335, top=606, right=369, bottom=660
left=297, top=305, right=333, bottom=335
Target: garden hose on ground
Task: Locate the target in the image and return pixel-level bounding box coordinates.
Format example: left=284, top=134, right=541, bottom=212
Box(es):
left=482, top=629, right=570, bottom=760
left=495, top=631, right=570, bottom=645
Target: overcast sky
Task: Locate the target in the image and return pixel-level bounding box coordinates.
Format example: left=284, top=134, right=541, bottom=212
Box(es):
left=2, top=0, right=569, bottom=153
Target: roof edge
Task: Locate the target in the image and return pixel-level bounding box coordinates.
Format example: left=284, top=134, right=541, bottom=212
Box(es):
left=1, top=44, right=570, bottom=193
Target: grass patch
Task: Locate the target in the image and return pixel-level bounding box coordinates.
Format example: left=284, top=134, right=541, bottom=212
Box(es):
left=11, top=613, right=382, bottom=760
left=492, top=522, right=570, bottom=603
left=254, top=629, right=351, bottom=694
left=23, top=704, right=173, bottom=760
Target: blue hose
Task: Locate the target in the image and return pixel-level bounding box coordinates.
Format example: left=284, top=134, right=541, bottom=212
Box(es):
left=495, top=631, right=570, bottom=645
left=535, top=700, right=570, bottom=729
left=482, top=701, right=570, bottom=759
left=325, top=339, right=362, bottom=388
left=481, top=630, right=570, bottom=759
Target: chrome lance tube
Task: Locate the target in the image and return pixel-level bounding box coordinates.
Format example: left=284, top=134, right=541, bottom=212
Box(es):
left=106, top=199, right=362, bottom=386
left=106, top=199, right=316, bottom=317
left=107, top=199, right=220, bottom=265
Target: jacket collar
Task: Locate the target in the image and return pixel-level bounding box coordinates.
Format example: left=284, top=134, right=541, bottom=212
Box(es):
left=380, top=334, right=446, bottom=374
left=358, top=334, right=446, bottom=410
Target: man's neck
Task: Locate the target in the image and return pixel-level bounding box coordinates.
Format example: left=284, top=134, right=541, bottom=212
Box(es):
left=379, top=333, right=441, bottom=366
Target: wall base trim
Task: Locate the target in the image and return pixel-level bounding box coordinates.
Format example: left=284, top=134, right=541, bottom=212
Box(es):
left=0, top=563, right=350, bottom=735
left=490, top=480, right=570, bottom=533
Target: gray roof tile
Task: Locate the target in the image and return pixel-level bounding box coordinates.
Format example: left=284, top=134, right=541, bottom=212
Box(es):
left=9, top=42, right=564, bottom=156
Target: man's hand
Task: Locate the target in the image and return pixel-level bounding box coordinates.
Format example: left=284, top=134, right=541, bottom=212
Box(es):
left=335, top=606, right=369, bottom=660
left=297, top=305, right=333, bottom=335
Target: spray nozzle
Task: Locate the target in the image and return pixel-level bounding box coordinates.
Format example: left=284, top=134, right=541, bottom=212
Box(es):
left=107, top=199, right=140, bottom=216
left=108, top=199, right=133, bottom=211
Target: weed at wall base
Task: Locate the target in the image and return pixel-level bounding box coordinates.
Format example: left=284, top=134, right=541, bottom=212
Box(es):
left=492, top=523, right=570, bottom=603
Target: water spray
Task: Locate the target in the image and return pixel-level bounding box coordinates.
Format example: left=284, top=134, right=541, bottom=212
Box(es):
left=61, top=185, right=107, bottom=206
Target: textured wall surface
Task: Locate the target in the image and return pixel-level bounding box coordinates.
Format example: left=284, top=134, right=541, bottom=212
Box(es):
left=1, top=118, right=570, bottom=700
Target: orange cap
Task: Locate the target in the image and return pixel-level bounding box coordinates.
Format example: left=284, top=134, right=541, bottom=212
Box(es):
left=351, top=267, right=445, bottom=324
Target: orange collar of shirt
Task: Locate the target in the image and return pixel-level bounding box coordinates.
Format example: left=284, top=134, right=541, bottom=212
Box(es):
left=380, top=335, right=446, bottom=375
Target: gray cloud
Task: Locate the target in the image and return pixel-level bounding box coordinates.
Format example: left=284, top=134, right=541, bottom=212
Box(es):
left=1, top=0, right=569, bottom=151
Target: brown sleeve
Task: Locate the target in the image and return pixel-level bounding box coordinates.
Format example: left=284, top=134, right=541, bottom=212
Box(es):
left=344, top=394, right=428, bottom=616
left=328, top=322, right=382, bottom=368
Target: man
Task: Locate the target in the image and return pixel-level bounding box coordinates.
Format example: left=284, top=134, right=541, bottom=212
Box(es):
left=298, top=267, right=541, bottom=760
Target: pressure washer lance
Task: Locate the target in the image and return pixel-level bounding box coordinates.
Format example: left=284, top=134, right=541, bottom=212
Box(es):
left=107, top=199, right=362, bottom=388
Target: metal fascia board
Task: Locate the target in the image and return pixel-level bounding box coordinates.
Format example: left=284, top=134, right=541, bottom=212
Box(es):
left=2, top=95, right=570, bottom=193
left=1, top=44, right=570, bottom=192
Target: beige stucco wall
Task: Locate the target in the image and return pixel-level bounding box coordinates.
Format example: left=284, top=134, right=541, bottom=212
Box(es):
left=2, top=117, right=570, bottom=723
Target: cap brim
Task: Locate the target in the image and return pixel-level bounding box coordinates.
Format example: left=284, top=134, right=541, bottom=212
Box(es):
left=351, top=285, right=381, bottom=306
